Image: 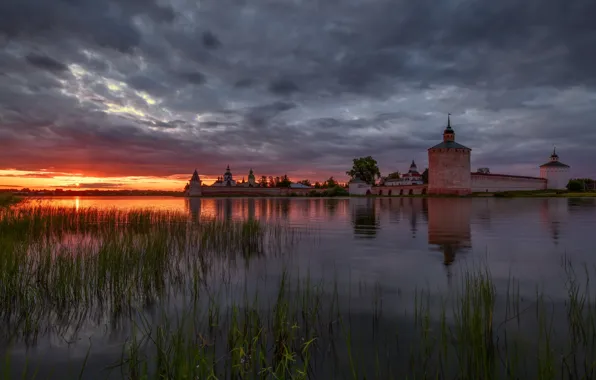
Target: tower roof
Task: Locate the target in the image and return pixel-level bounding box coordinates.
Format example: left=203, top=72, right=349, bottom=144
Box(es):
left=539, top=161, right=569, bottom=168
left=429, top=113, right=471, bottom=150
left=190, top=168, right=201, bottom=182
left=540, top=147, right=569, bottom=168
left=444, top=113, right=453, bottom=133
left=550, top=147, right=558, bottom=159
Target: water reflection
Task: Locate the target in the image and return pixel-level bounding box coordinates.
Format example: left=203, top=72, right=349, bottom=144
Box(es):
left=540, top=199, right=569, bottom=246
left=427, top=198, right=472, bottom=266
left=185, top=198, right=202, bottom=222
left=350, top=198, right=379, bottom=238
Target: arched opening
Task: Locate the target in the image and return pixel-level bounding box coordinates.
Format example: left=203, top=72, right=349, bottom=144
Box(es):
left=366, top=190, right=371, bottom=196
left=399, top=189, right=404, bottom=196
left=379, top=190, right=383, bottom=196
left=422, top=188, right=427, bottom=195
left=409, top=189, right=414, bottom=195
left=388, top=190, right=392, bottom=196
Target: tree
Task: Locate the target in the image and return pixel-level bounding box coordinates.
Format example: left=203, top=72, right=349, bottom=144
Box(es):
left=346, top=156, right=381, bottom=185
left=567, top=180, right=583, bottom=192
left=421, top=168, right=429, bottom=184
left=259, top=176, right=268, bottom=187
left=325, top=176, right=337, bottom=188
left=298, top=179, right=311, bottom=187
left=314, top=181, right=322, bottom=189
left=268, top=176, right=275, bottom=187
left=278, top=174, right=292, bottom=188
left=386, top=171, right=400, bottom=179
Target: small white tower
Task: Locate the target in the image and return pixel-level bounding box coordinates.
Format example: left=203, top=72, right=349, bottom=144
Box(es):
left=539, top=148, right=570, bottom=190
left=187, top=169, right=202, bottom=196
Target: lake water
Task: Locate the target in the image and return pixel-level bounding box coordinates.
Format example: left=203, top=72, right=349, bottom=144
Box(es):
left=3, top=196, right=596, bottom=378
left=26, top=196, right=596, bottom=295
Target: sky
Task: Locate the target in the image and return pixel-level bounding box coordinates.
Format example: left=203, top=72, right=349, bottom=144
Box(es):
left=1, top=0, right=595, bottom=190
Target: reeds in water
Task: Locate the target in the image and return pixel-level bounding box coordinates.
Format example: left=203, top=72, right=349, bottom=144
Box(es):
left=2, top=206, right=596, bottom=379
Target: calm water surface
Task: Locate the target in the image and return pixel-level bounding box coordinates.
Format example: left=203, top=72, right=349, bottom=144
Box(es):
left=4, top=196, right=596, bottom=378
left=30, top=195, right=596, bottom=295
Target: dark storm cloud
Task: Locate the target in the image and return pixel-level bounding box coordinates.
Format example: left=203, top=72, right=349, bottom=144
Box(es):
left=0, top=0, right=595, bottom=182
left=179, top=72, right=206, bottom=85
left=25, top=54, right=68, bottom=73
left=268, top=79, right=300, bottom=95
left=202, top=31, right=221, bottom=50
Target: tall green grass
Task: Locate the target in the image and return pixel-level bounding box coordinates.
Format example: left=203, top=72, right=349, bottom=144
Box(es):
left=2, top=205, right=596, bottom=379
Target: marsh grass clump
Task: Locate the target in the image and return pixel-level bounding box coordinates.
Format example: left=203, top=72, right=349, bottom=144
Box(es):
left=0, top=205, right=301, bottom=346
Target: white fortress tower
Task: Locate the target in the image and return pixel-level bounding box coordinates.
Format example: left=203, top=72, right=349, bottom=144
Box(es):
left=539, top=148, right=570, bottom=190
left=186, top=169, right=202, bottom=196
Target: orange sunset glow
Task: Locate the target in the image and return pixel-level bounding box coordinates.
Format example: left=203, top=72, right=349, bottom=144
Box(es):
left=0, top=169, right=227, bottom=191
left=0, top=169, right=336, bottom=191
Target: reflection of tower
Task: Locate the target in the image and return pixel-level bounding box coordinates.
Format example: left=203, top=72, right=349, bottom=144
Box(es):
left=186, top=198, right=202, bottom=222
left=539, top=199, right=569, bottom=246
left=247, top=198, right=255, bottom=221
left=427, top=198, right=472, bottom=266
left=350, top=198, right=379, bottom=239
left=223, top=198, right=233, bottom=221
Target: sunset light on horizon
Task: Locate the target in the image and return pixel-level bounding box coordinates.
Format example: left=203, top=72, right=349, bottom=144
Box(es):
left=0, top=169, right=340, bottom=191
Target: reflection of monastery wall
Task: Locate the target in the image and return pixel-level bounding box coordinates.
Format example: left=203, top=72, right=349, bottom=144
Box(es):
left=471, top=173, right=547, bottom=192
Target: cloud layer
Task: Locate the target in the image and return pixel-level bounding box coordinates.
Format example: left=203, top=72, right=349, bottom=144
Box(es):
left=1, top=0, right=595, bottom=187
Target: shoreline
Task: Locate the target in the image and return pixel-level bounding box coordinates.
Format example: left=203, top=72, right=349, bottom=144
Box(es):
left=5, top=191, right=596, bottom=199
left=0, top=193, right=23, bottom=207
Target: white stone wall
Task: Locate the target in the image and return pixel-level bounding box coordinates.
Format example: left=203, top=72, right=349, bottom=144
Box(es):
left=540, top=167, right=570, bottom=190
left=349, top=182, right=372, bottom=195
left=471, top=174, right=546, bottom=192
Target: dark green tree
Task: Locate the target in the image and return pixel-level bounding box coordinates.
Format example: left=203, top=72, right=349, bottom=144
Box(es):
left=278, top=174, right=292, bottom=188
left=298, top=179, right=311, bottom=187
left=567, top=180, right=583, bottom=192
left=325, top=176, right=337, bottom=188
left=422, top=168, right=429, bottom=184
left=346, top=156, right=381, bottom=185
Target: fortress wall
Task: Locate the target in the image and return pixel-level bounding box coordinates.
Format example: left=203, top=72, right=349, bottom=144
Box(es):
left=471, top=173, right=547, bottom=192
left=428, top=149, right=471, bottom=195
left=201, top=187, right=282, bottom=196
left=372, top=185, right=427, bottom=196
left=199, top=187, right=325, bottom=196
